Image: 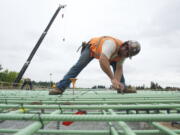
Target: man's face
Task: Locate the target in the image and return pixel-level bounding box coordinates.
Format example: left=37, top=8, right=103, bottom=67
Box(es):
left=118, top=44, right=130, bottom=58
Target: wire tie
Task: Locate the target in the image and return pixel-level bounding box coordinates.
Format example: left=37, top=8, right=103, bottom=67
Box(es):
left=37, top=113, right=44, bottom=129
left=58, top=104, right=63, bottom=114
left=5, top=99, right=7, bottom=104
left=109, top=124, right=112, bottom=135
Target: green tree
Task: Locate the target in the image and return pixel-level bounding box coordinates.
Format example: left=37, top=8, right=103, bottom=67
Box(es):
left=0, top=70, right=8, bottom=82
left=0, top=70, right=18, bottom=83
left=0, top=67, right=21, bottom=88
left=0, top=65, right=2, bottom=71
left=7, top=71, right=18, bottom=82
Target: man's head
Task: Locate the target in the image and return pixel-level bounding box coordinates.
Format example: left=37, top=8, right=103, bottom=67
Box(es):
left=118, top=40, right=141, bottom=58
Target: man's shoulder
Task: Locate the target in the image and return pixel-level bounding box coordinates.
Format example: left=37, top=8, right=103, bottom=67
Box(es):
left=102, top=40, right=116, bottom=59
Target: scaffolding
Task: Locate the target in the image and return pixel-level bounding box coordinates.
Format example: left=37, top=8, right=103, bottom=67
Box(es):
left=0, top=89, right=180, bottom=135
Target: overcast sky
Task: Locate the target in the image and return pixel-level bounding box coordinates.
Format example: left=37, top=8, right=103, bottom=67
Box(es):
left=0, top=0, right=180, bottom=88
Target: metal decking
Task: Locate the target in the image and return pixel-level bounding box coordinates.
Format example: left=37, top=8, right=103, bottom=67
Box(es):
left=0, top=89, right=180, bottom=135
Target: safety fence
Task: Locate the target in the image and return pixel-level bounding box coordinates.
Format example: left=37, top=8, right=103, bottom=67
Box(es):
left=0, top=89, right=180, bottom=135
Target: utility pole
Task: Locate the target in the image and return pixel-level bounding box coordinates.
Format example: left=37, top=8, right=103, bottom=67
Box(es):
left=49, top=73, right=52, bottom=88
left=13, top=4, right=66, bottom=87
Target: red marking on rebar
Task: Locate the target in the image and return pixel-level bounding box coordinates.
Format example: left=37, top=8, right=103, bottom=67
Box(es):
left=62, top=111, right=87, bottom=126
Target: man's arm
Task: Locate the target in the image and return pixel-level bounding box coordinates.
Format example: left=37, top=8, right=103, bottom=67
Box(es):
left=99, top=54, right=124, bottom=90
left=99, top=39, right=125, bottom=90
left=114, top=62, right=123, bottom=82
left=99, top=40, right=116, bottom=80
left=99, top=53, right=114, bottom=80
left=114, top=62, right=125, bottom=91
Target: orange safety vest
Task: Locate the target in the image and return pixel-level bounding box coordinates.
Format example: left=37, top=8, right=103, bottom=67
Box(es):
left=88, top=36, right=124, bottom=62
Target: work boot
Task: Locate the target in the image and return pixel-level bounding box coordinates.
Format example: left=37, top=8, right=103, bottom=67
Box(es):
left=49, top=88, right=64, bottom=95
left=117, top=87, right=137, bottom=94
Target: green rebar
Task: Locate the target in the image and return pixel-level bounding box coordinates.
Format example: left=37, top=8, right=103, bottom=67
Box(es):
left=1, top=90, right=180, bottom=99
left=0, top=113, right=180, bottom=122
left=102, top=110, right=119, bottom=135
left=0, top=104, right=180, bottom=110
left=1, top=89, right=180, bottom=135
left=14, top=110, right=60, bottom=135
left=151, top=122, right=178, bottom=135
left=110, top=125, right=119, bottom=135
left=1, top=129, right=180, bottom=135
left=108, top=109, right=136, bottom=135
left=1, top=99, right=180, bottom=104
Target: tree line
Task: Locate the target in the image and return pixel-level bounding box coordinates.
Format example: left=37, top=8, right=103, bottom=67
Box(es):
left=0, top=64, right=53, bottom=88
left=0, top=65, right=19, bottom=85
left=0, top=64, right=180, bottom=90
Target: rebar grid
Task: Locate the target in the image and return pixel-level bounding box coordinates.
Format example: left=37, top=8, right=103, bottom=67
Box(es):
left=0, top=89, right=180, bottom=135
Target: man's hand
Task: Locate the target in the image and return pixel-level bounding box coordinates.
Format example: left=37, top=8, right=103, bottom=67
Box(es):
left=111, top=78, right=125, bottom=92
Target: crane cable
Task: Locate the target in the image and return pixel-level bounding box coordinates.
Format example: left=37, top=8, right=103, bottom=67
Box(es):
left=61, top=7, right=67, bottom=42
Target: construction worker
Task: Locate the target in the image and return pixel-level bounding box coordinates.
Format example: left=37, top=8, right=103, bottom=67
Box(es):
left=21, top=78, right=33, bottom=90
left=49, top=36, right=141, bottom=95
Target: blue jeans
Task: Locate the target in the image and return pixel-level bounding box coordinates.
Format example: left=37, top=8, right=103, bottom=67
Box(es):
left=57, top=45, right=125, bottom=91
